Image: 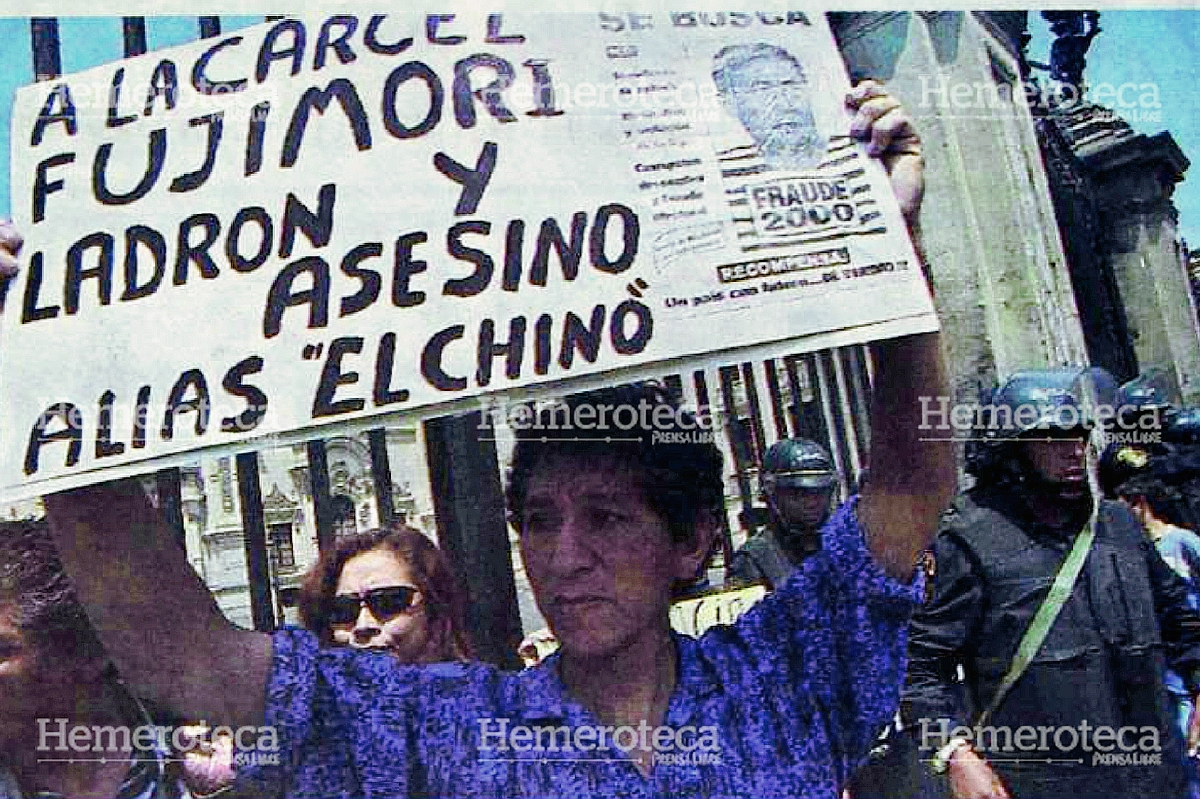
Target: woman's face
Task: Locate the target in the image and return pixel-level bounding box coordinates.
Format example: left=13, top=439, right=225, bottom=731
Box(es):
left=517, top=456, right=709, bottom=661
left=330, top=548, right=434, bottom=663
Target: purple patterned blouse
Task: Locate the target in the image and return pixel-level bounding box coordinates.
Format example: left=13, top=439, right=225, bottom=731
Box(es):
left=240, top=497, right=918, bottom=798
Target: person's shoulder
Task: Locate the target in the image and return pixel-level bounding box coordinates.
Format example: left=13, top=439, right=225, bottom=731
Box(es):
left=1098, top=497, right=1138, bottom=524
left=930, top=492, right=982, bottom=542
left=1096, top=499, right=1150, bottom=546
left=950, top=489, right=1000, bottom=522
left=738, top=529, right=781, bottom=557
left=1162, top=524, right=1200, bottom=552
left=813, top=496, right=923, bottom=599
left=1179, top=525, right=1200, bottom=547
left=929, top=490, right=1021, bottom=563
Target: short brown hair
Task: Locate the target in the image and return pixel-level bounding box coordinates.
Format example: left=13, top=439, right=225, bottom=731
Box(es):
left=0, top=518, right=106, bottom=665
left=505, top=382, right=725, bottom=545
left=297, top=526, right=474, bottom=661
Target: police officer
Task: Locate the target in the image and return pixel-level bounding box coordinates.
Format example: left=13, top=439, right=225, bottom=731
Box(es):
left=1101, top=371, right=1200, bottom=530
left=1099, top=371, right=1176, bottom=496
left=902, top=368, right=1200, bottom=799
left=728, top=438, right=838, bottom=589
left=1158, top=407, right=1200, bottom=531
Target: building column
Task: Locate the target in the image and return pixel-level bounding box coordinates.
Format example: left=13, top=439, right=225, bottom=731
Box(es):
left=1089, top=133, right=1200, bottom=402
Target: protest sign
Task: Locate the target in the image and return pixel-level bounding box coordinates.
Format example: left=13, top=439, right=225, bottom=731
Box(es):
left=0, top=11, right=936, bottom=499
left=670, top=582, right=768, bottom=637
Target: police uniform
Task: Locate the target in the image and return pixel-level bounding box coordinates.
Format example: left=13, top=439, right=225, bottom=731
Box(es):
left=728, top=438, right=836, bottom=590
left=902, top=369, right=1200, bottom=799
left=728, top=527, right=797, bottom=589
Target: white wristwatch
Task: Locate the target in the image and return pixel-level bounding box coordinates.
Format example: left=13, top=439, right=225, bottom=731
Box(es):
left=929, top=736, right=972, bottom=774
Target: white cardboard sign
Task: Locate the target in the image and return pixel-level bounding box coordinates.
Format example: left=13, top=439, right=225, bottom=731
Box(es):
left=1, top=11, right=936, bottom=499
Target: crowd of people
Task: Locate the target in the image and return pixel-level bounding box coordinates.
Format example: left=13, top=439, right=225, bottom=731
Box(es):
left=0, top=65, right=1198, bottom=799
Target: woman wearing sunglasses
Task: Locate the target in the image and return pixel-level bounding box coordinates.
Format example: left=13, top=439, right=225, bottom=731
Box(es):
left=298, top=526, right=474, bottom=663
left=181, top=526, right=476, bottom=798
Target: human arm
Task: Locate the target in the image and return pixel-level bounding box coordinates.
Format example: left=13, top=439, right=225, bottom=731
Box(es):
left=944, top=747, right=1011, bottom=799
left=177, top=725, right=236, bottom=798
left=707, top=83, right=953, bottom=779
left=900, top=533, right=980, bottom=732
left=902, top=532, right=1009, bottom=799
left=844, top=83, right=955, bottom=581
left=1144, top=530, right=1200, bottom=754
left=717, top=498, right=922, bottom=786
left=859, top=332, right=953, bottom=580
left=44, top=478, right=272, bottom=728
left=0, top=219, right=267, bottom=725
left=846, top=80, right=923, bottom=230
left=0, top=220, right=20, bottom=278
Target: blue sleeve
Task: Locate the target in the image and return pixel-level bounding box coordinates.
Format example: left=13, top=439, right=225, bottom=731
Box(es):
left=1164, top=529, right=1200, bottom=618
left=1180, top=530, right=1200, bottom=591
left=235, top=627, right=424, bottom=798
left=717, top=496, right=921, bottom=784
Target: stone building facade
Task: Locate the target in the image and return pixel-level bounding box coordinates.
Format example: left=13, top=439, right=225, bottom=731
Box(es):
left=833, top=11, right=1092, bottom=410
left=177, top=428, right=434, bottom=628
left=1040, top=102, right=1200, bottom=401
left=832, top=10, right=1200, bottom=404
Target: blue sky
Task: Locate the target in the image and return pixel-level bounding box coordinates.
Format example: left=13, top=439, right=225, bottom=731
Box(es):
left=1027, top=10, right=1200, bottom=246
left=0, top=12, right=1197, bottom=242
left=0, top=15, right=263, bottom=222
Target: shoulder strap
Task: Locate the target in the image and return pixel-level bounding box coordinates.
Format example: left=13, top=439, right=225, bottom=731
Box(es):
left=975, top=503, right=1098, bottom=728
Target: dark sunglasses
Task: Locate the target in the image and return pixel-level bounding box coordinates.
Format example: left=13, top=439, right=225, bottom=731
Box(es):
left=329, top=586, right=420, bottom=626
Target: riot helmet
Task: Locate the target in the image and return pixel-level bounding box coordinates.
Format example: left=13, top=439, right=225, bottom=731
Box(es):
left=1116, top=368, right=1178, bottom=433
left=761, top=438, right=837, bottom=493
left=759, top=438, right=837, bottom=552
left=983, top=367, right=1117, bottom=439
left=1117, top=368, right=1179, bottom=413
left=968, top=367, right=1116, bottom=497
left=1166, top=407, right=1200, bottom=446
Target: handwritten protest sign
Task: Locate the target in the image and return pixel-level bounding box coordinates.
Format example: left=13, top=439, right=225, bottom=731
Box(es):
left=0, top=11, right=936, bottom=499
left=670, top=583, right=768, bottom=637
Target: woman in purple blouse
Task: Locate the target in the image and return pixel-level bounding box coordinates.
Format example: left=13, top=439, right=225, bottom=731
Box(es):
left=33, top=83, right=951, bottom=799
